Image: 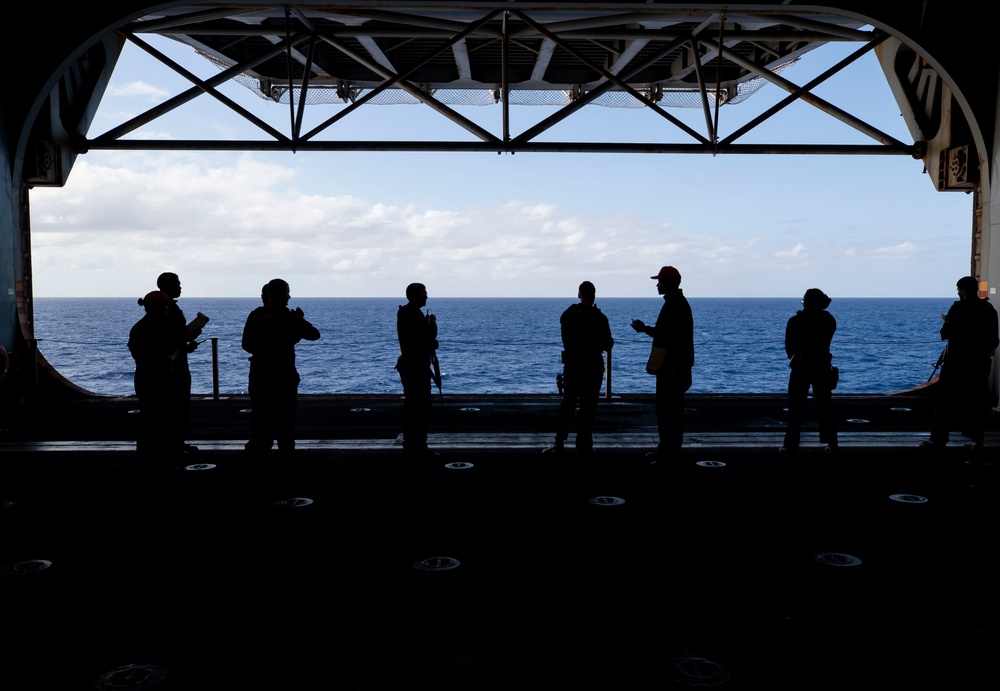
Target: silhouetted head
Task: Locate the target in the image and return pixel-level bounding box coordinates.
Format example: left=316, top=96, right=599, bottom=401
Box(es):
left=802, top=288, right=832, bottom=310
left=651, top=265, right=681, bottom=294
left=266, top=279, right=290, bottom=307
left=956, top=276, right=979, bottom=299
left=157, top=272, right=181, bottom=299
left=260, top=284, right=269, bottom=305
left=578, top=281, right=596, bottom=304
left=138, top=290, right=174, bottom=314
left=405, top=283, right=428, bottom=308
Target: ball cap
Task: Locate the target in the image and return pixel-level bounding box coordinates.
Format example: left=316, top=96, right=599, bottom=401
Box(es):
left=651, top=266, right=681, bottom=281
left=141, top=290, right=175, bottom=305
left=803, top=288, right=832, bottom=309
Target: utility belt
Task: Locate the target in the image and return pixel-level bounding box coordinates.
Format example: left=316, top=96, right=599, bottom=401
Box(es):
left=395, top=354, right=431, bottom=371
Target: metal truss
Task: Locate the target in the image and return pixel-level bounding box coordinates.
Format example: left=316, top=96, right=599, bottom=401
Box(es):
left=81, top=2, right=919, bottom=157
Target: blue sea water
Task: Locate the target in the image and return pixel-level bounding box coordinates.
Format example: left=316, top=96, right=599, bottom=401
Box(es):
left=31, top=297, right=952, bottom=397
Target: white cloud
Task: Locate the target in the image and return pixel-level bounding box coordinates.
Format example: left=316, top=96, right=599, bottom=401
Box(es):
left=40, top=34, right=976, bottom=300
left=109, top=80, right=170, bottom=99
left=776, top=243, right=808, bottom=258
left=28, top=152, right=973, bottom=298
left=872, top=241, right=917, bottom=258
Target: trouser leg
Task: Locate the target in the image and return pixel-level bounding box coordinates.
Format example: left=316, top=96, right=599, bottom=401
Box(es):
left=957, top=378, right=989, bottom=447
left=275, top=386, right=298, bottom=452
left=554, top=393, right=575, bottom=445
left=400, top=370, right=431, bottom=453
left=929, top=378, right=953, bottom=445
left=784, top=369, right=808, bottom=449
left=656, top=372, right=686, bottom=454
left=814, top=384, right=837, bottom=446
left=575, top=369, right=603, bottom=453
left=247, top=369, right=275, bottom=455
left=169, top=372, right=192, bottom=453
left=137, top=392, right=170, bottom=457
left=248, top=399, right=274, bottom=454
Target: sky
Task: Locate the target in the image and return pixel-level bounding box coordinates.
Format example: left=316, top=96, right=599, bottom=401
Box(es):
left=28, top=33, right=973, bottom=298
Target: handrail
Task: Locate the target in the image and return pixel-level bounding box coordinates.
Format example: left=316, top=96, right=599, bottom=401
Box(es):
left=212, top=338, right=220, bottom=400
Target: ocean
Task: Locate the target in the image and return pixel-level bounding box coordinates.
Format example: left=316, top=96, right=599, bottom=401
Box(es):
left=31, top=297, right=951, bottom=397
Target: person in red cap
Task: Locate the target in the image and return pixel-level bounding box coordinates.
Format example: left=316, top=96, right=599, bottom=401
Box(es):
left=631, top=266, right=694, bottom=465
left=128, top=290, right=182, bottom=462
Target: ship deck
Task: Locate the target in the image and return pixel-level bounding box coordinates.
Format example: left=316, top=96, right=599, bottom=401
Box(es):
left=1, top=392, right=996, bottom=689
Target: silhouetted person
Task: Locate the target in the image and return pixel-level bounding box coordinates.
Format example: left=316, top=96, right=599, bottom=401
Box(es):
left=156, top=272, right=207, bottom=456
left=128, top=290, right=181, bottom=461
left=544, top=281, right=614, bottom=458
left=395, top=282, right=439, bottom=460
left=780, top=288, right=838, bottom=454
left=922, top=275, right=999, bottom=453
left=242, top=278, right=320, bottom=458
left=631, top=266, right=694, bottom=466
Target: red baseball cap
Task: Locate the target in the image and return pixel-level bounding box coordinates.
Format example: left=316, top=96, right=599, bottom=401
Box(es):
left=140, top=290, right=175, bottom=305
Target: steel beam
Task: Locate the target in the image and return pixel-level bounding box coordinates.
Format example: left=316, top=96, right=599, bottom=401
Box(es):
left=80, top=139, right=919, bottom=155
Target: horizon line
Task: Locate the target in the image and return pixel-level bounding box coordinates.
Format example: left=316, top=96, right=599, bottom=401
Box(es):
left=32, top=295, right=956, bottom=300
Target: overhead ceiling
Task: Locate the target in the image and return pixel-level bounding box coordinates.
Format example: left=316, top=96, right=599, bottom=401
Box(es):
left=137, top=3, right=870, bottom=106
left=82, top=2, right=912, bottom=155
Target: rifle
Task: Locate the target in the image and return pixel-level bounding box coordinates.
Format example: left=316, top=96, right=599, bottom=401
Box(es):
left=431, top=352, right=443, bottom=401
left=928, top=345, right=947, bottom=381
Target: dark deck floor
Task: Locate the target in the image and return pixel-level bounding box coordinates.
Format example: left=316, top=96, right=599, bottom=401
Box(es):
left=1, top=393, right=996, bottom=689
